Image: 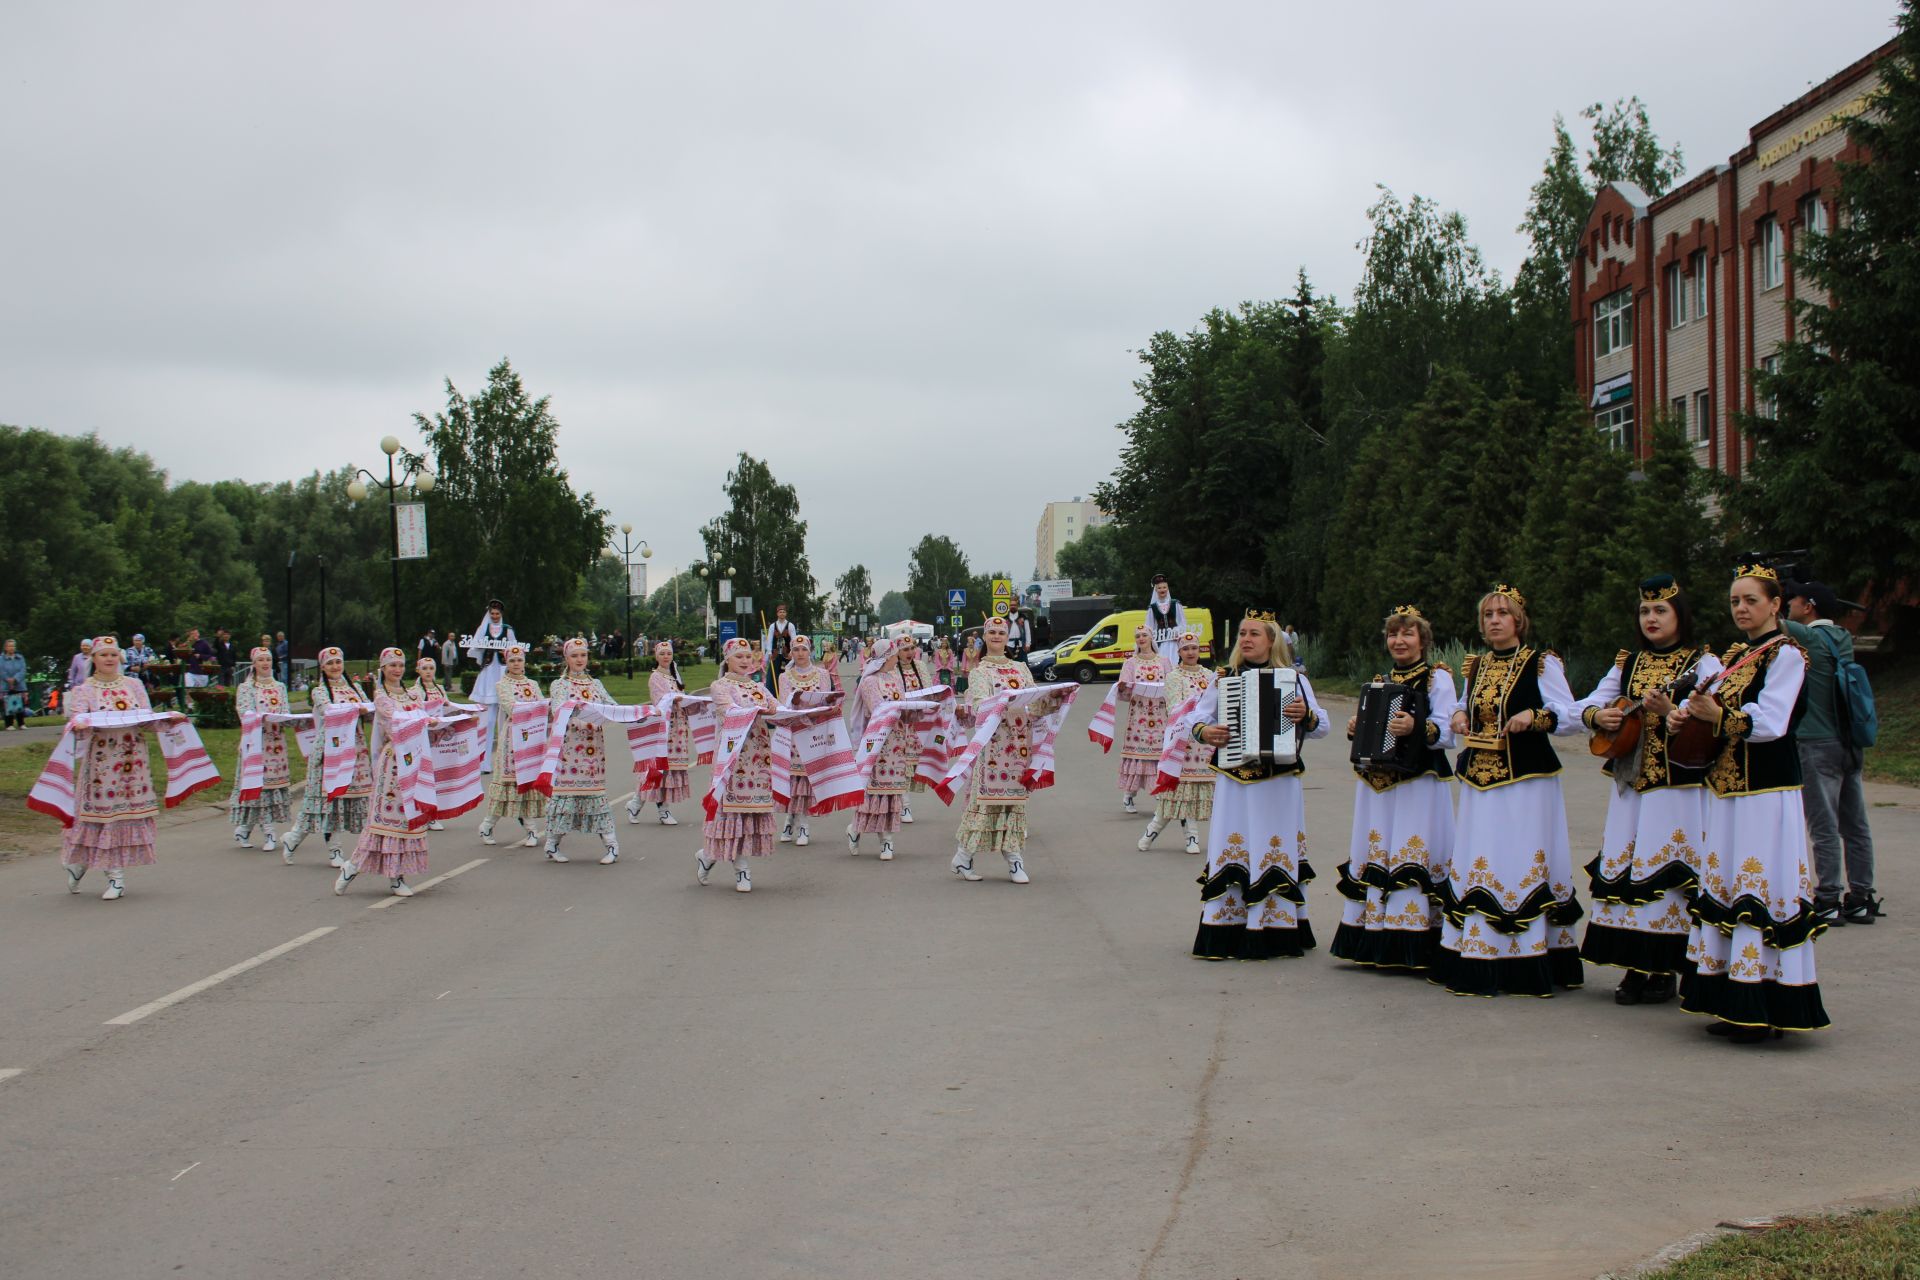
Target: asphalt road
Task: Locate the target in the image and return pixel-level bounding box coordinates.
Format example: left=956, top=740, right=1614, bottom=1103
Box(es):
left=1, top=690, right=1914, bottom=1280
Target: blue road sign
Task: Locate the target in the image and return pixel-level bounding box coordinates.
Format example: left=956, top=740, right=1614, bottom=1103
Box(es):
left=947, top=588, right=968, bottom=608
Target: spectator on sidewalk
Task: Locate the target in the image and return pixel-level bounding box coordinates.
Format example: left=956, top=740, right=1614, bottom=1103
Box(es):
left=213, top=628, right=238, bottom=685
left=67, top=639, right=93, bottom=694
left=1784, top=580, right=1880, bottom=926
left=1, top=638, right=27, bottom=729
left=274, top=632, right=290, bottom=685
left=125, top=634, right=157, bottom=686
left=440, top=629, right=460, bottom=684
left=185, top=629, right=215, bottom=688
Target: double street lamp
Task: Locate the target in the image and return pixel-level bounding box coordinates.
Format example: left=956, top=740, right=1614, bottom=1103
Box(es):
left=346, top=436, right=435, bottom=646
left=612, top=525, right=651, bottom=678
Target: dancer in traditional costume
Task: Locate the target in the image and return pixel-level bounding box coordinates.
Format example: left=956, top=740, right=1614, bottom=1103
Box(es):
left=334, top=648, right=428, bottom=897
left=846, top=636, right=921, bottom=861
left=1141, top=631, right=1215, bottom=854
left=776, top=633, right=832, bottom=847
left=696, top=637, right=780, bottom=892
left=898, top=636, right=939, bottom=826
left=1330, top=607, right=1457, bottom=973
left=625, top=641, right=690, bottom=826
left=1115, top=624, right=1167, bottom=815
left=1438, top=585, right=1584, bottom=997
left=1147, top=574, right=1188, bottom=668
left=1173, top=613, right=1328, bottom=959
left=465, top=599, right=515, bottom=772
left=950, top=616, right=1047, bottom=884
left=544, top=638, right=620, bottom=865
left=1576, top=575, right=1720, bottom=1005
left=478, top=643, right=547, bottom=847
left=764, top=603, right=798, bottom=687
left=59, top=637, right=156, bottom=900
left=283, top=646, right=371, bottom=869
left=232, top=646, right=293, bottom=853
left=410, top=655, right=457, bottom=830
left=1669, top=566, right=1829, bottom=1041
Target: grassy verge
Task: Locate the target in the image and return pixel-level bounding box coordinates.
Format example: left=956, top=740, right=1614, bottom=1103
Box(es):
left=1642, top=1204, right=1920, bottom=1277
left=1864, top=658, right=1920, bottom=787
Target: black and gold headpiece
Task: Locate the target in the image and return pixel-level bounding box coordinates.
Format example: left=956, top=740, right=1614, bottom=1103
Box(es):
left=1735, top=563, right=1779, bottom=583
left=1245, top=608, right=1277, bottom=623
left=1489, top=582, right=1528, bottom=609
left=1390, top=604, right=1426, bottom=621
left=1639, top=574, right=1680, bottom=602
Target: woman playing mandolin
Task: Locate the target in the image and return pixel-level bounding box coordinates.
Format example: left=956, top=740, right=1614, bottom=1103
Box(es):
left=1575, top=575, right=1722, bottom=1006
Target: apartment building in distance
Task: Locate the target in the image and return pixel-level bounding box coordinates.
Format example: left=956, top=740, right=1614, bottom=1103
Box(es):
left=1034, top=498, right=1110, bottom=579
left=1573, top=38, right=1896, bottom=475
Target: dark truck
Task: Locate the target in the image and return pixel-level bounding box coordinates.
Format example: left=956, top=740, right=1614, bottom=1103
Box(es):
left=1045, top=595, right=1116, bottom=643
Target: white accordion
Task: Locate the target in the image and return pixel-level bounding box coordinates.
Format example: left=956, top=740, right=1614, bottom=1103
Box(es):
left=1215, top=668, right=1300, bottom=769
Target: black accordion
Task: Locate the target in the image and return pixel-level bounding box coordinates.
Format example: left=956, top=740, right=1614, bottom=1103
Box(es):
left=1349, top=679, right=1429, bottom=775
left=1215, top=668, right=1300, bottom=769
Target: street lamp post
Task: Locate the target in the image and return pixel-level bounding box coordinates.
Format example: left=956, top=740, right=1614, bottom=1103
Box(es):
left=611, top=525, right=651, bottom=679
left=346, top=436, right=435, bottom=646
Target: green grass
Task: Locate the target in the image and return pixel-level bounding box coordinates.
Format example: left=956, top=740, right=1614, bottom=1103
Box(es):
left=1642, top=1205, right=1920, bottom=1277
left=1864, top=658, right=1920, bottom=788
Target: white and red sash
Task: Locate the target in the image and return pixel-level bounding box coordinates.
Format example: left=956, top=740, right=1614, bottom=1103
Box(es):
left=1153, top=690, right=1206, bottom=794
left=321, top=702, right=373, bottom=800
left=535, top=700, right=662, bottom=796
left=28, top=711, right=220, bottom=827
left=703, top=705, right=765, bottom=820
left=508, top=699, right=551, bottom=793
left=936, top=684, right=1079, bottom=803
left=235, top=711, right=313, bottom=803
left=427, top=711, right=484, bottom=821
left=1087, top=680, right=1163, bottom=752
left=769, top=705, right=859, bottom=813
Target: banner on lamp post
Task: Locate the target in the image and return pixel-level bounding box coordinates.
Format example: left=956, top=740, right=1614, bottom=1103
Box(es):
left=394, top=503, right=429, bottom=560
left=627, top=562, right=648, bottom=598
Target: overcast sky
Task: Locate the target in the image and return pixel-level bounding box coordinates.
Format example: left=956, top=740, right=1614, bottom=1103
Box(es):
left=2, top=2, right=1899, bottom=601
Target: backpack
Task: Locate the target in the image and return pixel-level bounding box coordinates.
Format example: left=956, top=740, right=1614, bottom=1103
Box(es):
left=1812, top=626, right=1877, bottom=749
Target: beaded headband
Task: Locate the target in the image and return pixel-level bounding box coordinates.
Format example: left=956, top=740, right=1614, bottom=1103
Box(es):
left=379, top=647, right=405, bottom=663
left=724, top=637, right=751, bottom=653
left=91, top=635, right=120, bottom=653
left=1736, top=563, right=1779, bottom=583
left=318, top=646, right=344, bottom=663
left=251, top=646, right=273, bottom=661
left=1177, top=630, right=1200, bottom=644
left=505, top=643, right=527, bottom=658
left=564, top=638, right=589, bottom=655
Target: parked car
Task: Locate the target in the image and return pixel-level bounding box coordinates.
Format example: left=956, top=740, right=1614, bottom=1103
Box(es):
left=1049, top=610, right=1215, bottom=684
left=1024, top=634, right=1085, bottom=683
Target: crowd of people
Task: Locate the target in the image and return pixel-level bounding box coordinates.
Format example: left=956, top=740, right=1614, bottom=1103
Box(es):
left=30, top=567, right=1882, bottom=1046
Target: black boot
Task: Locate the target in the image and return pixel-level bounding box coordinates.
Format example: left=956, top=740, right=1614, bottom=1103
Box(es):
left=1840, top=892, right=1884, bottom=925
left=1640, top=972, right=1676, bottom=1004
left=1614, top=970, right=1648, bottom=1006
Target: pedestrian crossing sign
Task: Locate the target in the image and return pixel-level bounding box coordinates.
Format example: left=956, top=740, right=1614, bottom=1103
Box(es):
left=947, top=588, right=967, bottom=608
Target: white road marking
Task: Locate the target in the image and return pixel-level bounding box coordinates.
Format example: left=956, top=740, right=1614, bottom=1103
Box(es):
left=564, top=906, right=575, bottom=912
left=171, top=1162, right=201, bottom=1181
left=366, top=858, right=488, bottom=909
left=106, top=928, right=337, bottom=1026
left=0, top=1069, right=23, bottom=1084
left=436, top=991, right=450, bottom=1000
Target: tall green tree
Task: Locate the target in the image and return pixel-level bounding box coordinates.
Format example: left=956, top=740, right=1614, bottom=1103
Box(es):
left=699, top=453, right=821, bottom=631
left=1747, top=3, right=1920, bottom=598
left=875, top=590, right=910, bottom=627
left=904, top=535, right=973, bottom=625
left=1053, top=522, right=1125, bottom=595
left=405, top=359, right=608, bottom=647
left=834, top=564, right=873, bottom=622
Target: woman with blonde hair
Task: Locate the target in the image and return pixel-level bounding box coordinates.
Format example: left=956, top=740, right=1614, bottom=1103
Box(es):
left=1437, top=585, right=1582, bottom=996
left=1172, top=612, right=1328, bottom=959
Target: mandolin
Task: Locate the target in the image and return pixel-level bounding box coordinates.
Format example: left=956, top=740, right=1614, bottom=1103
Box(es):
left=1588, top=670, right=1700, bottom=760
left=1665, top=635, right=1788, bottom=770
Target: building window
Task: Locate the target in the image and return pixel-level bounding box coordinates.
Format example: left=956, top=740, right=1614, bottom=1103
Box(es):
left=1672, top=395, right=1687, bottom=437
left=1759, top=354, right=1781, bottom=418
left=1596, top=403, right=1634, bottom=452
left=1666, top=264, right=1687, bottom=328
left=1759, top=217, right=1784, bottom=290
left=1690, top=250, right=1709, bottom=317
left=1693, top=389, right=1712, bottom=446
left=1594, top=289, right=1634, bottom=357
left=1801, top=193, right=1828, bottom=239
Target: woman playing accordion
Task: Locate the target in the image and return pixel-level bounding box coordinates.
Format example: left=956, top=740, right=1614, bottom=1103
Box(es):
left=1330, top=606, right=1457, bottom=974
left=1172, top=611, right=1328, bottom=961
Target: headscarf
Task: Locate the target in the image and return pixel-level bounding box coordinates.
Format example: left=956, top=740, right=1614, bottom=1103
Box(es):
left=91, top=635, right=120, bottom=655
left=842, top=634, right=907, bottom=738
left=318, top=646, right=345, bottom=665
left=466, top=602, right=510, bottom=663
left=563, top=637, right=590, bottom=657
left=250, top=646, right=273, bottom=662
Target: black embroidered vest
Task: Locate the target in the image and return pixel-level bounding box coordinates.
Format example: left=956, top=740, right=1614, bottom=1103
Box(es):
left=1605, top=645, right=1709, bottom=792
left=1706, top=632, right=1804, bottom=797
left=1354, top=662, right=1454, bottom=793
left=1455, top=647, right=1561, bottom=790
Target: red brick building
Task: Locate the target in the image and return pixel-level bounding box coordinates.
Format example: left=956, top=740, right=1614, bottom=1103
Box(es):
left=1572, top=39, right=1897, bottom=474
